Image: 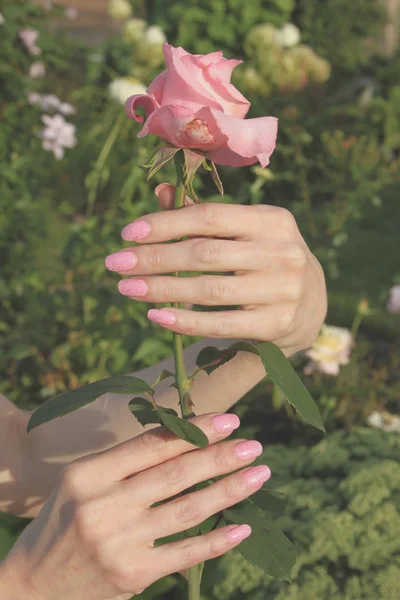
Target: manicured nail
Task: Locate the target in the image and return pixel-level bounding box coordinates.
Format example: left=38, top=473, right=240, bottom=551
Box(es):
left=155, top=183, right=171, bottom=197
left=105, top=251, right=137, bottom=272
left=118, top=279, right=148, bottom=297
left=235, top=440, right=263, bottom=460
left=213, top=413, right=240, bottom=433
left=147, top=309, right=176, bottom=326
left=243, top=465, right=271, bottom=488
left=121, top=220, right=151, bottom=241
left=226, top=524, right=252, bottom=544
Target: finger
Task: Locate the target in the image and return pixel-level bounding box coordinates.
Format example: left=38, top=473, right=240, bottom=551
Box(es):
left=105, top=238, right=305, bottom=276
left=146, top=305, right=295, bottom=341
left=145, top=464, right=271, bottom=539
left=148, top=523, right=252, bottom=581
left=73, top=413, right=240, bottom=489
left=118, top=271, right=301, bottom=307
left=127, top=438, right=263, bottom=506
left=155, top=183, right=194, bottom=210
left=120, top=201, right=300, bottom=244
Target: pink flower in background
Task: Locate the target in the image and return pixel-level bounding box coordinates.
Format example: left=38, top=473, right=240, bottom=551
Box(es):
left=125, top=44, right=278, bottom=168
left=39, top=114, right=77, bottom=160
left=29, top=61, right=46, bottom=79
left=66, top=6, right=78, bottom=20
left=19, top=28, right=41, bottom=56
left=387, top=285, right=400, bottom=313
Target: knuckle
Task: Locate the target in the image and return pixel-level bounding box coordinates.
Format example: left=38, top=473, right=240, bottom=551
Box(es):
left=60, top=462, right=86, bottom=498
left=107, top=560, right=136, bottom=593
left=178, top=542, right=198, bottom=570
left=284, top=274, right=304, bottom=303
left=284, top=243, right=308, bottom=271
left=209, top=316, right=234, bottom=337
left=193, top=239, right=221, bottom=266
left=275, top=308, right=296, bottom=337
left=203, top=277, right=231, bottom=305
left=213, top=444, right=236, bottom=469
left=222, top=476, right=243, bottom=503
left=74, top=501, right=101, bottom=543
left=142, top=246, right=163, bottom=269
left=160, top=460, right=188, bottom=488
left=208, top=535, right=225, bottom=559
left=174, top=497, right=201, bottom=526
left=273, top=207, right=297, bottom=231
left=136, top=430, right=167, bottom=456
left=199, top=203, right=223, bottom=229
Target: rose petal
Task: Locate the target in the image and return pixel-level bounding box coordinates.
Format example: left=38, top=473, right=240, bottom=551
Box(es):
left=209, top=57, right=243, bottom=84
left=181, top=54, right=249, bottom=118
left=196, top=108, right=278, bottom=167
left=161, top=44, right=225, bottom=113
left=137, top=105, right=227, bottom=151
left=146, top=70, right=168, bottom=104
left=124, top=94, right=160, bottom=123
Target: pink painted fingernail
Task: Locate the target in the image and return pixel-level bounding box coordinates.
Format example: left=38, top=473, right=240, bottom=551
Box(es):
left=105, top=251, right=137, bottom=272
left=226, top=524, right=252, bottom=544
left=213, top=413, right=240, bottom=433
left=243, top=465, right=271, bottom=488
left=235, top=440, right=263, bottom=460
left=118, top=279, right=147, bottom=297
left=147, top=309, right=176, bottom=326
left=121, top=220, right=151, bottom=241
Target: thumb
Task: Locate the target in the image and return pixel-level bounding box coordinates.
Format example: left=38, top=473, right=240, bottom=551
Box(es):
left=155, top=183, right=195, bottom=210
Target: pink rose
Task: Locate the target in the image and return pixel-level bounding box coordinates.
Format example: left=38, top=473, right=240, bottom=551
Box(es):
left=125, top=44, right=278, bottom=168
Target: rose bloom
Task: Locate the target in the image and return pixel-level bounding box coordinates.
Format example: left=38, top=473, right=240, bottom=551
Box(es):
left=387, top=285, right=400, bottom=313
left=125, top=44, right=278, bottom=168
left=304, top=325, right=353, bottom=376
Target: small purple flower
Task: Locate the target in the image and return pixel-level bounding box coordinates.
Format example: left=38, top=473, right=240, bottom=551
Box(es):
left=39, top=114, right=77, bottom=160
left=387, top=285, right=400, bottom=313
left=19, top=28, right=41, bottom=56
left=29, top=61, right=46, bottom=79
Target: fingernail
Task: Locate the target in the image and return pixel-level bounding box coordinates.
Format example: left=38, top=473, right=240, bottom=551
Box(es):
left=235, top=440, right=263, bottom=460
left=118, top=279, right=147, bottom=297
left=213, top=413, right=240, bottom=433
left=121, top=220, right=151, bottom=241
left=147, top=309, right=176, bottom=326
left=243, top=465, right=271, bottom=488
left=226, top=524, right=252, bottom=544
left=155, top=183, right=171, bottom=197
left=105, top=251, right=137, bottom=272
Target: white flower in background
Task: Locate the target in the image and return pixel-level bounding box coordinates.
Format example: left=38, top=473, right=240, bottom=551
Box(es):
left=28, top=92, right=42, bottom=106
left=367, top=411, right=400, bottom=433
left=123, top=18, right=147, bottom=42
left=29, top=61, right=46, bottom=79
left=39, top=114, right=77, bottom=160
left=275, top=23, right=301, bottom=48
left=40, top=94, right=62, bottom=111
left=304, top=324, right=353, bottom=376
left=19, top=28, right=41, bottom=56
left=28, top=92, right=76, bottom=115
left=0, top=13, right=5, bottom=25
left=387, top=285, right=400, bottom=313
left=65, top=6, right=78, bottom=20
left=59, top=102, right=76, bottom=116
left=143, top=25, right=166, bottom=45
left=109, top=77, right=146, bottom=104
left=108, top=0, right=132, bottom=22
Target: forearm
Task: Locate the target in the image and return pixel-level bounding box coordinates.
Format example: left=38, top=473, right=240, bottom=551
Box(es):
left=16, top=338, right=266, bottom=517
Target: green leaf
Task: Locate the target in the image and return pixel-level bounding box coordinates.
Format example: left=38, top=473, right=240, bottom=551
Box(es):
left=157, top=406, right=209, bottom=449
left=195, top=345, right=236, bottom=375
left=204, top=157, right=224, bottom=197
left=151, top=369, right=175, bottom=388
left=228, top=341, right=324, bottom=432
left=223, top=499, right=295, bottom=581
left=183, top=148, right=206, bottom=202
left=145, top=146, right=180, bottom=180
left=27, top=376, right=153, bottom=432
left=129, top=397, right=161, bottom=427
left=251, top=487, right=288, bottom=516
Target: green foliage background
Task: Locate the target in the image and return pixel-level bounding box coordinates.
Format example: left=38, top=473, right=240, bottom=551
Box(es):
left=0, top=0, right=399, bottom=598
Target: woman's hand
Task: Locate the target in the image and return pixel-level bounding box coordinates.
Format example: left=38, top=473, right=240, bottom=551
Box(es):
left=105, top=184, right=327, bottom=356
left=0, top=413, right=270, bottom=600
